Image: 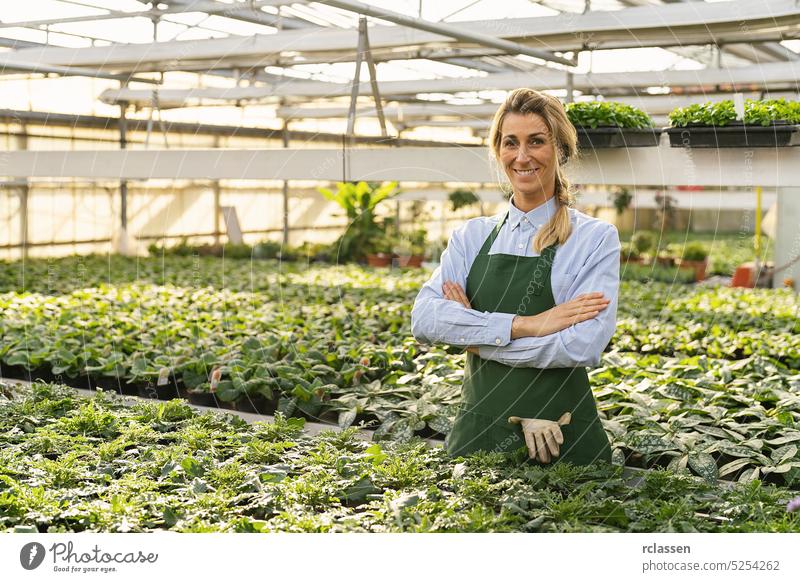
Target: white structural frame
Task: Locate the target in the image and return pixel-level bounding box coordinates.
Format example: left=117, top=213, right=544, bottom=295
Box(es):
left=1, top=145, right=798, bottom=186
left=277, top=92, right=800, bottom=120
left=314, top=0, right=575, bottom=66
left=100, top=61, right=800, bottom=105
left=8, top=0, right=799, bottom=73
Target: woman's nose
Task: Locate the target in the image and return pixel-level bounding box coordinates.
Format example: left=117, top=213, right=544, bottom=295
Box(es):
left=516, top=145, right=531, bottom=161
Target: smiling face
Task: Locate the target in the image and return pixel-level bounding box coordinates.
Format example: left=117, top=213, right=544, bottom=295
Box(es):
left=498, top=112, right=558, bottom=205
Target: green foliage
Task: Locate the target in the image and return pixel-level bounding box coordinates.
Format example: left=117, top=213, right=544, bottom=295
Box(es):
left=630, top=231, right=655, bottom=254
left=1, top=382, right=798, bottom=533
left=396, top=228, right=427, bottom=256
left=252, top=240, right=282, bottom=259
left=620, top=262, right=696, bottom=284
left=610, top=186, right=633, bottom=215
left=1, top=256, right=799, bottom=497
left=620, top=231, right=772, bottom=277
left=566, top=101, right=654, bottom=129
left=318, top=181, right=398, bottom=262
left=669, top=98, right=800, bottom=127
left=448, top=189, right=480, bottom=212
left=681, top=242, right=709, bottom=261
left=620, top=242, right=640, bottom=261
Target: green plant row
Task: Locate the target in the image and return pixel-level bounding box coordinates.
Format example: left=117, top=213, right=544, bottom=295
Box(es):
left=566, top=101, right=655, bottom=129
left=620, top=262, right=697, bottom=285
left=1, top=260, right=798, bottom=484
left=562, top=98, right=800, bottom=130
left=669, top=98, right=800, bottom=128
left=593, top=351, right=800, bottom=486
left=2, top=382, right=798, bottom=533
left=619, top=232, right=772, bottom=278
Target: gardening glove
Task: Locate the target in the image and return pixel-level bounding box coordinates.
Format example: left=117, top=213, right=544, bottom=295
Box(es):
left=508, top=412, right=571, bottom=464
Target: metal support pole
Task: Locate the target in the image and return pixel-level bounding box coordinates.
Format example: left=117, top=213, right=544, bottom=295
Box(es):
left=754, top=185, right=762, bottom=272
left=19, top=184, right=28, bottom=261
left=282, top=117, right=290, bottom=247
left=566, top=71, right=574, bottom=104
left=346, top=22, right=367, bottom=137
left=17, top=124, right=29, bottom=260
left=360, top=17, right=388, bottom=138
left=213, top=180, right=222, bottom=246
left=119, top=98, right=128, bottom=233
left=773, top=187, right=800, bottom=290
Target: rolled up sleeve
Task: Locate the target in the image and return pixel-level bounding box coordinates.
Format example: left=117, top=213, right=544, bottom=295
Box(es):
left=411, top=222, right=515, bottom=348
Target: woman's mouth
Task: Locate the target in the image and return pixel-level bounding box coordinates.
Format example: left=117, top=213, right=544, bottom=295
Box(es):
left=513, top=168, right=538, bottom=176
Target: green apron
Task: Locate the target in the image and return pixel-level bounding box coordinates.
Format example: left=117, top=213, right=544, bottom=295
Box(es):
left=446, top=211, right=611, bottom=466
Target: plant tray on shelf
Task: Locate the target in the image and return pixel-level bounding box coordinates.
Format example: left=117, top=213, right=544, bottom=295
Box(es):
left=576, top=127, right=661, bottom=149
left=666, top=122, right=800, bottom=148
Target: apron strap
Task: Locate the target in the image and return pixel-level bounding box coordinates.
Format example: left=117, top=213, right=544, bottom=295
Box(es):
left=478, top=211, right=559, bottom=259
left=531, top=242, right=559, bottom=296
left=477, top=211, right=509, bottom=256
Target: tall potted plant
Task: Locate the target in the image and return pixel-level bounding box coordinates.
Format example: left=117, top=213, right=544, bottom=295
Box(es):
left=677, top=242, right=709, bottom=282
left=319, top=181, right=398, bottom=264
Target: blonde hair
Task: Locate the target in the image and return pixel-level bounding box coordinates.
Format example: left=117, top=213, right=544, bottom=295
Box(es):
left=488, top=88, right=578, bottom=252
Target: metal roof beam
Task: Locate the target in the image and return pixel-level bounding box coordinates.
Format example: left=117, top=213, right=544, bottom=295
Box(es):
left=276, top=91, right=800, bottom=122
left=11, top=0, right=795, bottom=73
left=0, top=58, right=160, bottom=84
left=0, top=37, right=42, bottom=49
left=163, top=0, right=314, bottom=30
left=0, top=0, right=296, bottom=30
left=0, top=108, right=468, bottom=147
left=616, top=0, right=797, bottom=66
left=99, top=61, right=800, bottom=105
left=666, top=0, right=798, bottom=63
left=314, top=0, right=575, bottom=67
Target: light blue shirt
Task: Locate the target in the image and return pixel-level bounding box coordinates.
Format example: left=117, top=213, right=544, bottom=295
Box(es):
left=411, top=195, right=620, bottom=368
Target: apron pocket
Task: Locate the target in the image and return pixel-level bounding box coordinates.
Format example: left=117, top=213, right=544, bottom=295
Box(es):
left=447, top=404, right=525, bottom=457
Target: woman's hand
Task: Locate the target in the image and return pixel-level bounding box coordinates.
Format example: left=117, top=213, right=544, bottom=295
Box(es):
left=442, top=281, right=471, bottom=309
left=444, top=281, right=609, bottom=340
left=514, top=292, right=610, bottom=338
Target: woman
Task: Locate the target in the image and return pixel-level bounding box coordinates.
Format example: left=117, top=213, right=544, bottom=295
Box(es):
left=411, top=88, right=619, bottom=466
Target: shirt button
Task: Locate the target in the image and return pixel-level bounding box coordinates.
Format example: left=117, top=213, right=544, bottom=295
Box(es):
left=495, top=338, right=501, bottom=345
left=460, top=338, right=465, bottom=342
left=518, top=243, right=523, bottom=249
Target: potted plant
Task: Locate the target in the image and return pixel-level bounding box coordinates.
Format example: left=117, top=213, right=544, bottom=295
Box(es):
left=319, top=181, right=398, bottom=264
left=395, top=228, right=427, bottom=268
left=610, top=186, right=633, bottom=216
left=666, top=98, right=800, bottom=147
left=653, top=248, right=675, bottom=267
left=677, top=242, right=709, bottom=282
left=620, top=242, right=642, bottom=264
left=365, top=233, right=395, bottom=268
left=630, top=231, right=655, bottom=257
left=448, top=188, right=480, bottom=211
left=565, top=101, right=661, bottom=149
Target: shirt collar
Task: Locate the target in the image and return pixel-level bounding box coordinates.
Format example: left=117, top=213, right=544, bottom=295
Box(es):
left=508, top=194, right=558, bottom=230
